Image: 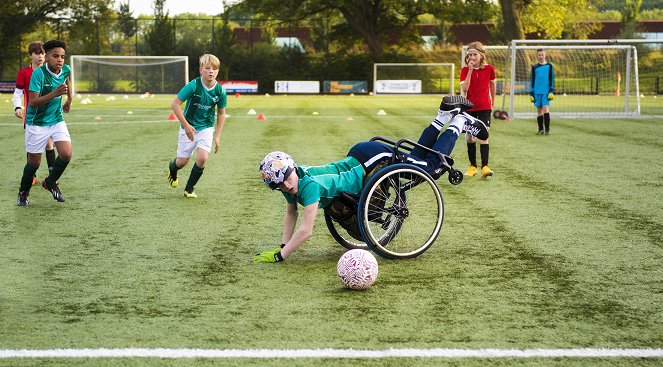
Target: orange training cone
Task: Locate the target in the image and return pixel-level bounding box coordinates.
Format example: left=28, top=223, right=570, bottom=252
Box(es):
left=168, top=113, right=177, bottom=120
left=256, top=113, right=267, bottom=121
left=235, top=92, right=240, bottom=98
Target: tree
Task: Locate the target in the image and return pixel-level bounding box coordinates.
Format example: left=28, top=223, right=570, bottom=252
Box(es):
left=0, top=0, right=111, bottom=78
left=498, top=0, right=525, bottom=41
left=232, top=0, right=487, bottom=59
left=145, top=0, right=175, bottom=55
left=499, top=0, right=601, bottom=41
left=64, top=0, right=115, bottom=55
left=118, top=2, right=136, bottom=38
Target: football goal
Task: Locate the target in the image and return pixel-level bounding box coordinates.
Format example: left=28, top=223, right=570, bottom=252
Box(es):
left=373, top=63, right=455, bottom=95
left=463, top=42, right=642, bottom=118
left=70, top=56, right=189, bottom=95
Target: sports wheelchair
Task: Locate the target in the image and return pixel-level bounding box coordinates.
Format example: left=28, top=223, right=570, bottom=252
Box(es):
left=324, top=136, right=463, bottom=260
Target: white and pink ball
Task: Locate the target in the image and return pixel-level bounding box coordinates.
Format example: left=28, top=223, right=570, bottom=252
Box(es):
left=337, top=249, right=379, bottom=289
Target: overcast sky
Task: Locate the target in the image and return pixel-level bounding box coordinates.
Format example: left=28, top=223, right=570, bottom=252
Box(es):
left=121, top=0, right=231, bottom=16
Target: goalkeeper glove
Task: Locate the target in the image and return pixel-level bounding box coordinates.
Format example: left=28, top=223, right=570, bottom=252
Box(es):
left=547, top=92, right=554, bottom=100
left=530, top=95, right=535, bottom=103
left=253, top=247, right=284, bottom=263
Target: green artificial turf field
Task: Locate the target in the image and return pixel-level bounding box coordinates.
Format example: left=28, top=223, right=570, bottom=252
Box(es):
left=0, top=94, right=661, bottom=366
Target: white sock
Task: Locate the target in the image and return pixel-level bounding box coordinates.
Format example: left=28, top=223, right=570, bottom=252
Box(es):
left=431, top=108, right=459, bottom=130
left=448, top=114, right=466, bottom=136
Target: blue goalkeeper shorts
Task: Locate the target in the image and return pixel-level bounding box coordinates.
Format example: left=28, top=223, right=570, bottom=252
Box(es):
left=533, top=94, right=551, bottom=107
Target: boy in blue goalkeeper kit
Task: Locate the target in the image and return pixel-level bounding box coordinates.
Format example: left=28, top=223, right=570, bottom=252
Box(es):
left=530, top=48, right=555, bottom=135
left=255, top=96, right=488, bottom=262
left=167, top=53, right=227, bottom=198
left=17, top=40, right=72, bottom=206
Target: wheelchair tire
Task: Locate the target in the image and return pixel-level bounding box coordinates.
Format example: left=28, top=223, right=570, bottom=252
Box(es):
left=324, top=210, right=370, bottom=251
left=358, top=164, right=444, bottom=259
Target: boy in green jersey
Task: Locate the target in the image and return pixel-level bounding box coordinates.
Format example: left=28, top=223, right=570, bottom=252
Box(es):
left=17, top=40, right=72, bottom=206
left=167, top=53, right=227, bottom=198
left=255, top=96, right=488, bottom=262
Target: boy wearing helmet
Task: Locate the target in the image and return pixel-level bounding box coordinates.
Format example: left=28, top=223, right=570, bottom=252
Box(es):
left=255, top=96, right=488, bottom=262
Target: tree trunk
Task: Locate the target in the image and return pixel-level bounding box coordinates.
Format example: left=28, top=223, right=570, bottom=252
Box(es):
left=500, top=0, right=525, bottom=42
left=338, top=3, right=385, bottom=59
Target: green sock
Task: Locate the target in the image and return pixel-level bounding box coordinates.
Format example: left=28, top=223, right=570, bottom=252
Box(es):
left=45, top=149, right=56, bottom=171
left=169, top=159, right=180, bottom=176
left=20, top=163, right=39, bottom=193
left=185, top=164, right=204, bottom=193
left=46, top=157, right=69, bottom=185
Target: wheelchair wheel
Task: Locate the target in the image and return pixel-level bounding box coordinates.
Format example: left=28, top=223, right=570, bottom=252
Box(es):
left=324, top=211, right=369, bottom=251
left=358, top=164, right=444, bottom=259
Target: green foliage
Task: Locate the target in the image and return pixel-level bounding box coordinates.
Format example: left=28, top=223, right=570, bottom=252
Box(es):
left=0, top=0, right=108, bottom=78
left=598, top=0, right=663, bottom=11
left=145, top=0, right=175, bottom=55
left=118, top=2, right=136, bottom=38
left=640, top=8, right=663, bottom=19
left=520, top=0, right=602, bottom=39
left=621, top=0, right=643, bottom=24
left=231, top=0, right=493, bottom=59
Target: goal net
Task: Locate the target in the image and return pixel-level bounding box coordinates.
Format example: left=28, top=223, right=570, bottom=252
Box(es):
left=463, top=44, right=641, bottom=118
left=70, top=56, right=189, bottom=95
left=373, top=63, right=455, bottom=95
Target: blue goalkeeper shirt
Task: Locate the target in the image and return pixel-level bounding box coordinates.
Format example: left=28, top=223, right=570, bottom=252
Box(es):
left=530, top=62, right=555, bottom=94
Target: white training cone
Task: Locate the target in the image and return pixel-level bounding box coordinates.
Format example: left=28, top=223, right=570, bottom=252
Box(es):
left=247, top=109, right=257, bottom=115
left=377, top=109, right=387, bottom=116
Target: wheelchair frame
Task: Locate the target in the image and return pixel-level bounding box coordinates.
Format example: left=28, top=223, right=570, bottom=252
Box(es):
left=324, top=136, right=462, bottom=259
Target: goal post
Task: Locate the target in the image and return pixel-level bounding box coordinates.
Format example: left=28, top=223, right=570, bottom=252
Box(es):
left=373, top=63, right=455, bottom=95
left=463, top=42, right=642, bottom=118
left=70, top=56, right=189, bottom=95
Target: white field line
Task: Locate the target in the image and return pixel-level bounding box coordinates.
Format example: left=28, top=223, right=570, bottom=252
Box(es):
left=1, top=348, right=662, bottom=359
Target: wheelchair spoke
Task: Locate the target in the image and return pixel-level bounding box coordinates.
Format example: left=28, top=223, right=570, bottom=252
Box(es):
left=360, top=165, right=444, bottom=259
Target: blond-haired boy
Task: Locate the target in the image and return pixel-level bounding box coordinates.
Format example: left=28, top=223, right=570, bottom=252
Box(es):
left=167, top=53, right=227, bottom=198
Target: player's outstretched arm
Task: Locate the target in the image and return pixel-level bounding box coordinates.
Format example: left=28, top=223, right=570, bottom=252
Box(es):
left=281, top=203, right=317, bottom=259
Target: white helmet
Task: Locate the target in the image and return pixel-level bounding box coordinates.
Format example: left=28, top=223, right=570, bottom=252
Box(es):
left=259, top=151, right=296, bottom=189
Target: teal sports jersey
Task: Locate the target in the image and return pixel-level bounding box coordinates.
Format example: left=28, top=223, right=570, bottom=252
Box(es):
left=282, top=156, right=365, bottom=208
left=177, top=77, right=227, bottom=131
left=26, top=64, right=71, bottom=126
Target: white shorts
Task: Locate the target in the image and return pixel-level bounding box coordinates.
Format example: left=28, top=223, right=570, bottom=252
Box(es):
left=177, top=127, right=213, bottom=158
left=25, top=122, right=71, bottom=154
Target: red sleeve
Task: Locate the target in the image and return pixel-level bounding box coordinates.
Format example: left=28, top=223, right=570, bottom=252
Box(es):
left=16, top=68, right=27, bottom=89
left=460, top=66, right=468, bottom=82
left=489, top=65, right=496, bottom=80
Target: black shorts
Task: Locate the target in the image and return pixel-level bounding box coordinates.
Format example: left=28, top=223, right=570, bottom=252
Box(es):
left=468, top=110, right=491, bottom=128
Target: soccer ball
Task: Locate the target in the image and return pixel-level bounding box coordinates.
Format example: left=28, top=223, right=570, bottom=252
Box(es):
left=337, top=249, right=379, bottom=289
